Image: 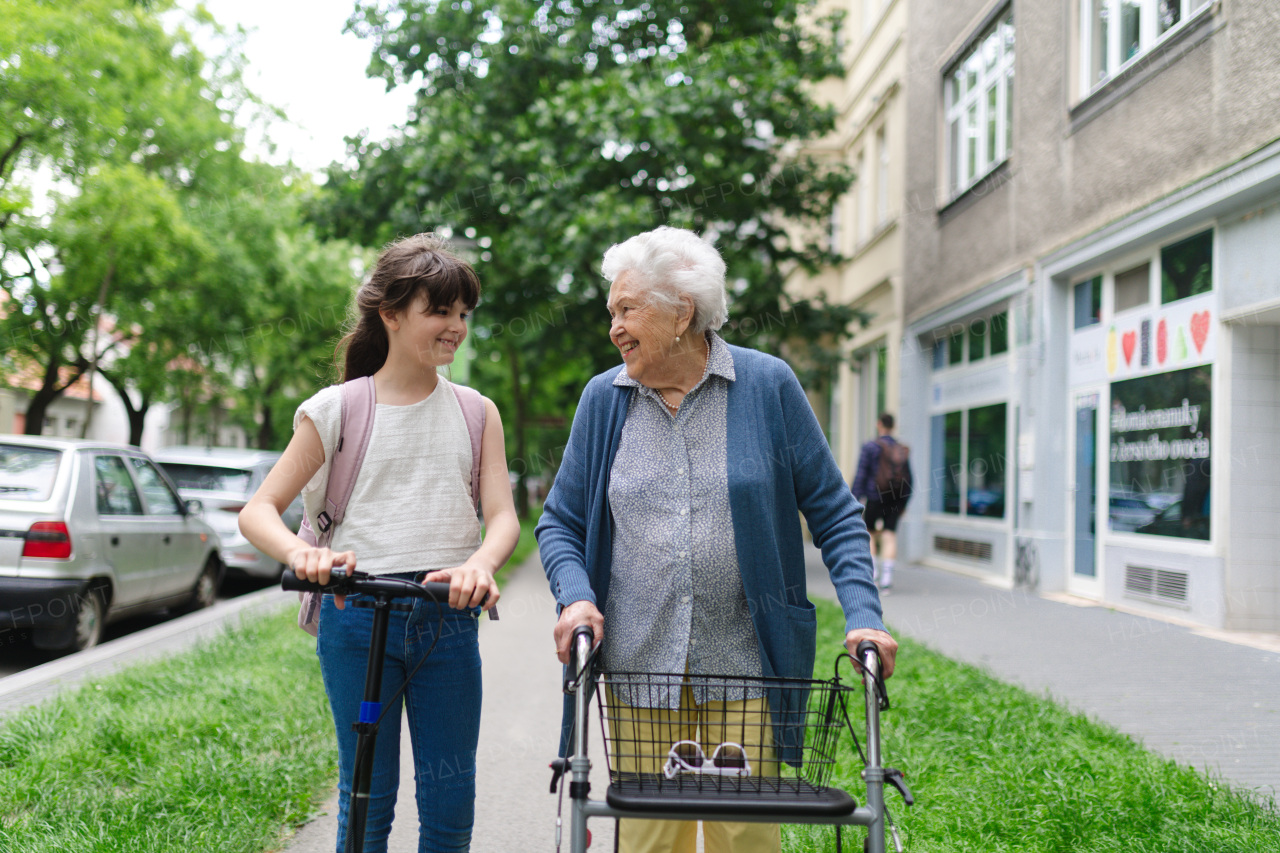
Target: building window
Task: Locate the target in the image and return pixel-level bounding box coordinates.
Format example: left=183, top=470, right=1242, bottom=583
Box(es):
left=1114, top=261, right=1151, bottom=313
left=932, top=310, right=1011, bottom=371
left=855, top=149, right=869, bottom=245
left=945, top=9, right=1014, bottom=198
left=931, top=403, right=1008, bottom=518
left=1108, top=365, right=1210, bottom=540
left=1074, top=276, right=1103, bottom=329
left=1070, top=228, right=1213, bottom=335
left=1160, top=229, right=1212, bottom=304
left=829, top=202, right=842, bottom=255
left=875, top=124, right=889, bottom=227
left=1080, top=0, right=1212, bottom=95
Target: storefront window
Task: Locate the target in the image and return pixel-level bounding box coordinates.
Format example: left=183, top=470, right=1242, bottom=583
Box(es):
left=1114, top=261, right=1150, bottom=312
left=930, top=405, right=1006, bottom=518
left=969, top=318, right=988, bottom=362
left=989, top=311, right=1009, bottom=355
left=1161, top=229, right=1213, bottom=304
left=967, top=403, right=1007, bottom=517
left=932, top=310, right=1012, bottom=372
left=1108, top=365, right=1211, bottom=539
left=1073, top=276, right=1102, bottom=329
left=931, top=411, right=964, bottom=513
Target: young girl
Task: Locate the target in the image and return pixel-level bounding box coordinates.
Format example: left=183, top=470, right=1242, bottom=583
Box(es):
left=239, top=233, right=519, bottom=853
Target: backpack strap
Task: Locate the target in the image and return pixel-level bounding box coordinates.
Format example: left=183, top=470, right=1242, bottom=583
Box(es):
left=316, top=375, right=377, bottom=544
left=296, top=375, right=377, bottom=635
left=448, top=379, right=486, bottom=512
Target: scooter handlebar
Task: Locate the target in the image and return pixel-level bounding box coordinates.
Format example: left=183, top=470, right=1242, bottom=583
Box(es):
left=281, top=566, right=452, bottom=603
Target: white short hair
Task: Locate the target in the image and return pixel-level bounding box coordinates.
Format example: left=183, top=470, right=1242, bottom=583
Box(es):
left=600, top=226, right=728, bottom=333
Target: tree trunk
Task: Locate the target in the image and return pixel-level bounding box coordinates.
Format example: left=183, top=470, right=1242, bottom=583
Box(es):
left=101, top=371, right=150, bottom=446
left=257, top=400, right=274, bottom=449
left=505, top=341, right=529, bottom=518
left=24, top=354, right=85, bottom=436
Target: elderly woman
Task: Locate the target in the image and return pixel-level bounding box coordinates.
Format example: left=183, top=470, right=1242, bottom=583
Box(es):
left=536, top=226, right=896, bottom=853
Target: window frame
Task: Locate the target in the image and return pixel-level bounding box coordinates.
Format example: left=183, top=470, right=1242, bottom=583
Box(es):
left=1078, top=0, right=1213, bottom=97
left=1068, top=226, right=1215, bottom=338
left=931, top=309, right=1011, bottom=372
left=930, top=402, right=1009, bottom=519
left=943, top=8, right=1015, bottom=199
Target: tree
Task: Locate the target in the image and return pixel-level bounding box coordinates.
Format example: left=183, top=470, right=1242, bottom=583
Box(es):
left=0, top=0, right=247, bottom=436
left=317, top=0, right=859, bottom=512
left=0, top=0, right=359, bottom=446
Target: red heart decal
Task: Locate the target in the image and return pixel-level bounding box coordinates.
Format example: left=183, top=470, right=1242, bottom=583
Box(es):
left=1157, top=319, right=1167, bottom=364
left=1122, top=331, right=1136, bottom=365
left=1190, top=310, right=1210, bottom=353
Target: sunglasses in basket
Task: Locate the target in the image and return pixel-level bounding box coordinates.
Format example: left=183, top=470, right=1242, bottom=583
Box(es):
left=662, top=740, right=752, bottom=779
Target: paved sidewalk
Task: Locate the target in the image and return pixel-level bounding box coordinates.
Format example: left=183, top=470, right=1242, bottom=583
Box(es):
left=803, top=545, right=1280, bottom=803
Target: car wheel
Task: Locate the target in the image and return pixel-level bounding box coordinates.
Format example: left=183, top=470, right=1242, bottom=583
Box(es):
left=179, top=555, right=221, bottom=613
left=71, top=588, right=106, bottom=653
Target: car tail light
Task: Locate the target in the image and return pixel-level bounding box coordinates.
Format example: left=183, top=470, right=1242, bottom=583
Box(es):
left=23, top=521, right=72, bottom=560
left=219, top=504, right=246, bottom=513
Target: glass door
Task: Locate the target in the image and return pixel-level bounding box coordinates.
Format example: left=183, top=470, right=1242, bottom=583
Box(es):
left=1069, top=389, right=1102, bottom=595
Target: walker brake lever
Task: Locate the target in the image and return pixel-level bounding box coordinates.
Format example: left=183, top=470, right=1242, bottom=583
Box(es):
left=885, top=767, right=914, bottom=806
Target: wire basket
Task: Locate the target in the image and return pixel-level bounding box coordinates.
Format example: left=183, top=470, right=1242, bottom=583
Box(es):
left=595, top=670, right=858, bottom=806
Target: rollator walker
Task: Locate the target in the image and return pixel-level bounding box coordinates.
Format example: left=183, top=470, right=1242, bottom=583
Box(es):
left=550, top=626, right=914, bottom=853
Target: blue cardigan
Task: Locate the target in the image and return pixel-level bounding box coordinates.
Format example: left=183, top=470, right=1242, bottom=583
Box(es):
left=537, top=344, right=885, bottom=756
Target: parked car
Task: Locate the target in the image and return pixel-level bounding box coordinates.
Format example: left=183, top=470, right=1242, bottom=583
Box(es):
left=0, top=437, right=222, bottom=653
left=152, top=446, right=302, bottom=581
left=1108, top=490, right=1158, bottom=532
left=1135, top=500, right=1210, bottom=540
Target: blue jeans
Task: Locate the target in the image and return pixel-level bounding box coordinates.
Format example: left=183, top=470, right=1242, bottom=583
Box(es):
left=317, top=583, right=482, bottom=853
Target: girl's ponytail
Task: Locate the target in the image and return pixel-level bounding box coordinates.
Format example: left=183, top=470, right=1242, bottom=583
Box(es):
left=335, top=233, right=481, bottom=382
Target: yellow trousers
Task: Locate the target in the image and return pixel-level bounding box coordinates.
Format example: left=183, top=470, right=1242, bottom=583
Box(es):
left=607, top=685, right=782, bottom=853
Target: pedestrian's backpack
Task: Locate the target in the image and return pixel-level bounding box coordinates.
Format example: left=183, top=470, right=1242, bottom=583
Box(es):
left=873, top=438, right=911, bottom=502
left=295, top=375, right=486, bottom=636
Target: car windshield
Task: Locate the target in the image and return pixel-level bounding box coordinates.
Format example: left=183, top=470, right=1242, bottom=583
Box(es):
left=0, top=445, right=62, bottom=501
left=159, top=463, right=253, bottom=494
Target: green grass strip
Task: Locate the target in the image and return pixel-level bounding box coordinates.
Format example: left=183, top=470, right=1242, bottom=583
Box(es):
left=3, top=592, right=1276, bottom=852
left=784, top=598, right=1280, bottom=853
left=0, top=606, right=335, bottom=853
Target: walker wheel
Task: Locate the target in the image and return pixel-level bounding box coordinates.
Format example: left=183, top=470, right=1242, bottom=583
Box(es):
left=586, top=828, right=592, bottom=847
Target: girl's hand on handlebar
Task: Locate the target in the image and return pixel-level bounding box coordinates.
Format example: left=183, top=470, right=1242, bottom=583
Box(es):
left=845, top=628, right=898, bottom=678
left=424, top=561, right=500, bottom=612
left=287, top=546, right=357, bottom=610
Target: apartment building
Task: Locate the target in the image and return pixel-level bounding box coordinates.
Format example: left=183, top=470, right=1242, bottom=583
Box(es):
left=794, top=0, right=909, bottom=477
left=900, top=0, right=1280, bottom=631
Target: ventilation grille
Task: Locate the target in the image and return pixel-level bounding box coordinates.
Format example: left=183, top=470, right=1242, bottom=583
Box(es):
left=1124, top=565, right=1189, bottom=604
left=933, top=536, right=993, bottom=561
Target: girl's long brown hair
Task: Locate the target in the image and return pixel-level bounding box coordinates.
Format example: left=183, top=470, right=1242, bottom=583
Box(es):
left=335, top=234, right=482, bottom=382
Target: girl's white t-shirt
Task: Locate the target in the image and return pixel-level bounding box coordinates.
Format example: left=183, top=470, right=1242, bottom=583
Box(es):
left=294, top=380, right=482, bottom=576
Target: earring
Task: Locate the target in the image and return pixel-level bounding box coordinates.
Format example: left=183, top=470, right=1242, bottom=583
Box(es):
left=675, top=335, right=681, bottom=342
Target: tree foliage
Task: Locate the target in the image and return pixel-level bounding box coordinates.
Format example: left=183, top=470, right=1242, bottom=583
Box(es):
left=0, top=0, right=359, bottom=446
left=316, top=0, right=860, bottom=509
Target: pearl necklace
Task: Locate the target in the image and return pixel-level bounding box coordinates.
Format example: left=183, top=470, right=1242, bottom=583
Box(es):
left=653, top=337, right=711, bottom=412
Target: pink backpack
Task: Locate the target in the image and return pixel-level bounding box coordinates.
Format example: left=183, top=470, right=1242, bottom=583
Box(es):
left=295, top=375, right=486, bottom=635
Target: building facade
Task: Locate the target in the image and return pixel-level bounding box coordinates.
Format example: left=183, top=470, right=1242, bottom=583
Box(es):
left=901, top=0, right=1280, bottom=631
left=794, top=0, right=909, bottom=476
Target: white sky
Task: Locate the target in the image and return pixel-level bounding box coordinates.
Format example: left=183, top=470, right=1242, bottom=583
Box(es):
left=187, top=0, right=418, bottom=177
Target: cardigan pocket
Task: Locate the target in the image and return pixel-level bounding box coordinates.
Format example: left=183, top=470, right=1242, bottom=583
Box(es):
left=780, top=600, right=818, bottom=678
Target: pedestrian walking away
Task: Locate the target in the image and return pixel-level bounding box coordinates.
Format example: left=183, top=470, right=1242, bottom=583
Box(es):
left=239, top=234, right=520, bottom=853
left=851, top=413, right=912, bottom=591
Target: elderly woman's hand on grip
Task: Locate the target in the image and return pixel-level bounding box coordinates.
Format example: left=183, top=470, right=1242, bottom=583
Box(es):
left=845, top=628, right=898, bottom=678
left=554, top=600, right=604, bottom=664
